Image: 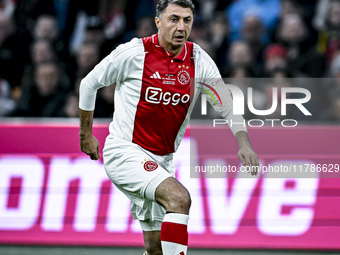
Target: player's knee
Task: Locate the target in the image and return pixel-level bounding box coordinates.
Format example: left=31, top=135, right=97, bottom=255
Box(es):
left=167, top=188, right=191, bottom=213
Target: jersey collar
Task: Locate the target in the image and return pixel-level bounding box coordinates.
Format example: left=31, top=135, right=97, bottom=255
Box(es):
left=152, top=33, right=188, bottom=61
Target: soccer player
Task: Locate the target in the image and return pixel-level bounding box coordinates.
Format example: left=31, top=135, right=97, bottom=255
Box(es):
left=79, top=0, right=259, bottom=254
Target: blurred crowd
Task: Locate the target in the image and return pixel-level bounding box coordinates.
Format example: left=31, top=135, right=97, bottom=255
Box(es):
left=0, top=0, right=340, bottom=122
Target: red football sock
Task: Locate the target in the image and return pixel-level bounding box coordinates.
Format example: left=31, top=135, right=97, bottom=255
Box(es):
left=160, top=213, right=189, bottom=255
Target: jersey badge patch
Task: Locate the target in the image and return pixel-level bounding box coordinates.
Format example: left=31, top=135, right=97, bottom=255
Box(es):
left=177, top=70, right=190, bottom=85
left=141, top=159, right=159, bottom=172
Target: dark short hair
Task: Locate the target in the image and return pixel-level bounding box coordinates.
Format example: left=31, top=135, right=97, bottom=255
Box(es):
left=156, top=0, right=195, bottom=18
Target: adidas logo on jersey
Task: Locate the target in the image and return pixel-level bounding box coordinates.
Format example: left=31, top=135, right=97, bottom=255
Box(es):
left=150, top=71, right=161, bottom=79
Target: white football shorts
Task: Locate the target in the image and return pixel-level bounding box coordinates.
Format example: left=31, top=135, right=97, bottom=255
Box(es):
left=103, top=135, right=175, bottom=231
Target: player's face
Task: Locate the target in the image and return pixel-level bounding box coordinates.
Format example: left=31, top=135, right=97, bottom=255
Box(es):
left=156, top=4, right=193, bottom=51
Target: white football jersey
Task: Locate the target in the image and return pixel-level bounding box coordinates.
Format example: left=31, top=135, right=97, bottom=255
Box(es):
left=79, top=34, right=246, bottom=156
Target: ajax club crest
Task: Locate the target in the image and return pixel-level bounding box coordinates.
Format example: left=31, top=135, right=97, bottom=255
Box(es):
left=177, top=70, right=190, bottom=85
left=141, top=159, right=159, bottom=171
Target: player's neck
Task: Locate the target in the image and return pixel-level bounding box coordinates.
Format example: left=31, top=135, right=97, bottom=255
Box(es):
left=158, top=36, right=184, bottom=58
left=166, top=45, right=183, bottom=58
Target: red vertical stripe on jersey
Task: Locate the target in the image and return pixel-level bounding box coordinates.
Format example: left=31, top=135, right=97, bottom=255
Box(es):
left=132, top=35, right=195, bottom=155
left=160, top=222, right=188, bottom=246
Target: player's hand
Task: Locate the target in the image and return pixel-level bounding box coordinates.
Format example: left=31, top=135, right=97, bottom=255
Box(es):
left=79, top=133, right=100, bottom=160
left=238, top=145, right=259, bottom=176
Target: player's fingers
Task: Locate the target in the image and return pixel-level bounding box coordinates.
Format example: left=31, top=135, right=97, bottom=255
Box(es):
left=250, top=153, right=259, bottom=174
left=95, top=145, right=100, bottom=160
left=244, top=154, right=251, bottom=167
left=238, top=152, right=246, bottom=166
left=88, top=151, right=94, bottom=160
left=237, top=152, right=246, bottom=165
left=89, top=151, right=99, bottom=160
left=244, top=155, right=252, bottom=173
left=84, top=147, right=95, bottom=160
left=251, top=165, right=257, bottom=176
left=251, top=154, right=259, bottom=167
left=251, top=155, right=259, bottom=169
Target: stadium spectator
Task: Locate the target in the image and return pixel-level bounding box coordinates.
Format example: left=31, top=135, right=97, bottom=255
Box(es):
left=0, top=77, right=15, bottom=116
left=314, top=0, right=340, bottom=65
left=327, top=0, right=340, bottom=31
left=276, top=14, right=326, bottom=77
left=33, top=14, right=65, bottom=55
left=226, top=0, right=280, bottom=41
left=264, top=44, right=289, bottom=77
left=271, top=0, right=318, bottom=45
left=225, top=40, right=262, bottom=77
left=75, top=42, right=100, bottom=81
left=135, top=16, right=157, bottom=38
left=0, top=13, right=29, bottom=89
left=31, top=39, right=58, bottom=64
left=197, top=0, right=216, bottom=21
left=14, top=0, right=54, bottom=40
left=124, top=0, right=157, bottom=35
left=33, top=14, right=76, bottom=72
left=228, top=41, right=253, bottom=68
left=0, top=0, right=15, bottom=18
left=187, top=18, right=208, bottom=43
left=97, top=0, right=126, bottom=56
left=20, top=39, right=59, bottom=96
left=33, top=14, right=59, bottom=42
left=197, top=0, right=232, bottom=21
left=60, top=92, right=79, bottom=118
left=124, top=15, right=157, bottom=42
left=0, top=13, right=14, bottom=66
left=241, top=13, right=266, bottom=67
left=329, top=53, right=340, bottom=78
left=82, top=16, right=114, bottom=60
left=10, top=61, right=69, bottom=117
left=208, top=12, right=230, bottom=71
left=99, top=0, right=126, bottom=38
left=84, top=16, right=105, bottom=46
left=53, top=0, right=100, bottom=47
left=281, top=0, right=304, bottom=18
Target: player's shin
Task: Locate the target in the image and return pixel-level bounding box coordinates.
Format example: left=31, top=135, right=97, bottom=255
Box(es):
left=160, top=212, right=189, bottom=255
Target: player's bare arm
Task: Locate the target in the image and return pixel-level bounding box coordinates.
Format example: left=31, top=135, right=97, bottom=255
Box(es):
left=236, top=131, right=259, bottom=175
left=79, top=109, right=100, bottom=160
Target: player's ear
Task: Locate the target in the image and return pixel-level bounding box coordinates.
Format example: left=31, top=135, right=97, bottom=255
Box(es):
left=155, top=16, right=161, bottom=30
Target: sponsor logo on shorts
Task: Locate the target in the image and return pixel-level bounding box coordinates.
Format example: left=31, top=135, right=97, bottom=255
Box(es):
left=142, top=160, right=158, bottom=172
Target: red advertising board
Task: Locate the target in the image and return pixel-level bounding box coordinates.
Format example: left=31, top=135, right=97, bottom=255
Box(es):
left=0, top=122, right=339, bottom=249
